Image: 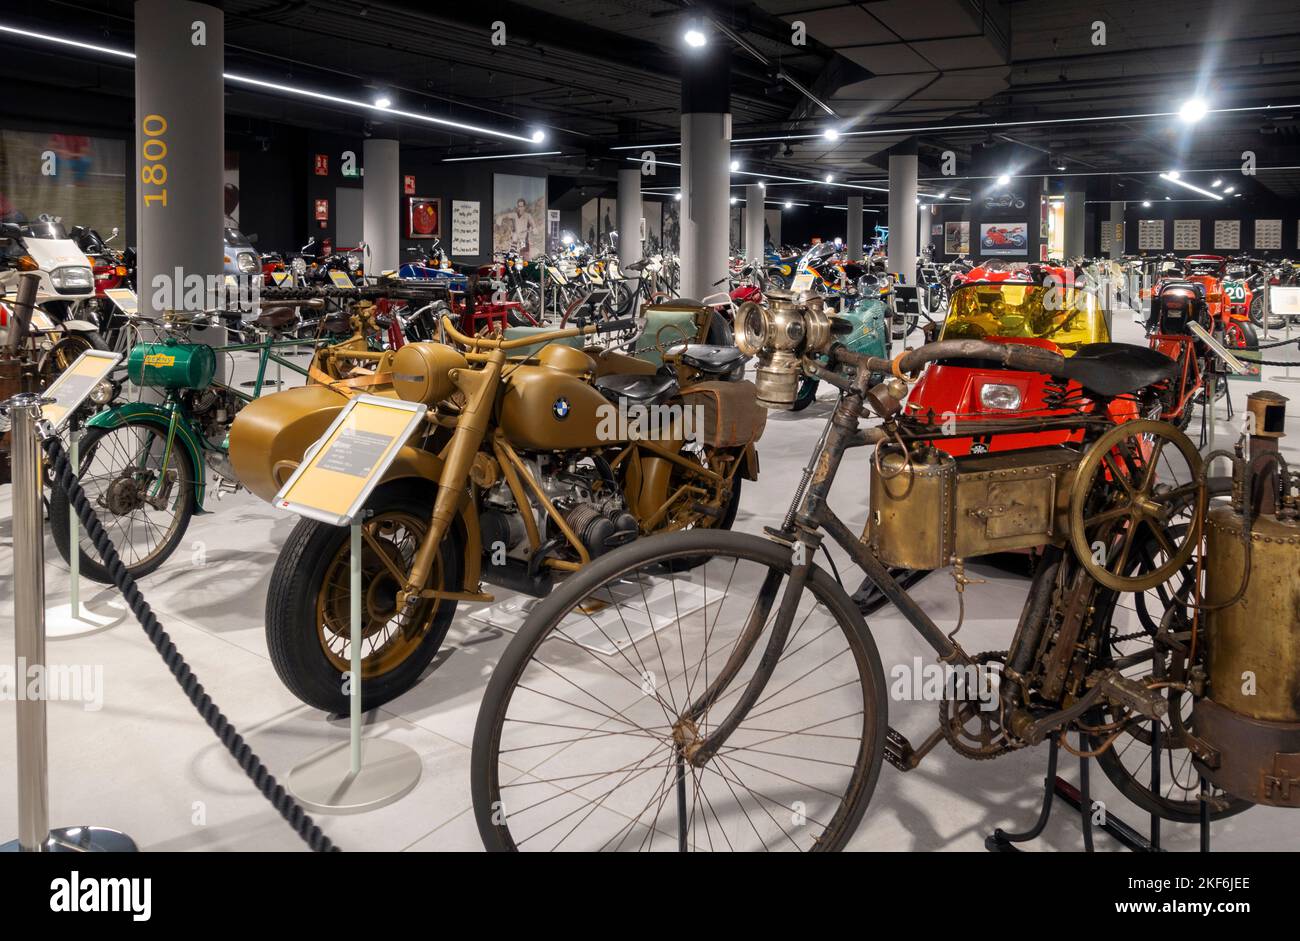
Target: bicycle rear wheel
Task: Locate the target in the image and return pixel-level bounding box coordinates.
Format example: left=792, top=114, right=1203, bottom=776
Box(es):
left=472, top=528, right=887, bottom=851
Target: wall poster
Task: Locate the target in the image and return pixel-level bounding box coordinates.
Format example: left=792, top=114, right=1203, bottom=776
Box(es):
left=944, top=221, right=970, bottom=255
left=1137, top=219, right=1164, bottom=250
left=0, top=129, right=127, bottom=237
left=450, top=199, right=479, bottom=256
left=642, top=199, right=662, bottom=252
left=1172, top=219, right=1200, bottom=252
left=492, top=173, right=545, bottom=260
left=1214, top=219, right=1240, bottom=251
left=978, top=221, right=1027, bottom=256
left=1255, top=218, right=1282, bottom=250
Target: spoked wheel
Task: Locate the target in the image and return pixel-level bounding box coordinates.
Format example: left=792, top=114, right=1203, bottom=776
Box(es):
left=472, top=529, right=888, bottom=851
left=49, top=421, right=196, bottom=582
left=1090, top=581, right=1251, bottom=823
left=264, top=480, right=463, bottom=713
left=1069, top=420, right=1203, bottom=592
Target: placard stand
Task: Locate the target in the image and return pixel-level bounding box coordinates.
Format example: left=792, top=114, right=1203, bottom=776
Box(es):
left=46, top=421, right=127, bottom=639
left=279, top=395, right=429, bottom=814
left=287, top=523, right=422, bottom=814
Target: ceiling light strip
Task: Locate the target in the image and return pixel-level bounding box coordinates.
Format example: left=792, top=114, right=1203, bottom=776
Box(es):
left=0, top=22, right=539, bottom=144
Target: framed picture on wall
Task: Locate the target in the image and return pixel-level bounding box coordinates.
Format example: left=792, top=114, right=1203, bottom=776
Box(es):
left=407, top=196, right=441, bottom=239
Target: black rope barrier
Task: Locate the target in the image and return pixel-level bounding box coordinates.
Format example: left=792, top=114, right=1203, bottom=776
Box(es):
left=43, top=432, right=340, bottom=853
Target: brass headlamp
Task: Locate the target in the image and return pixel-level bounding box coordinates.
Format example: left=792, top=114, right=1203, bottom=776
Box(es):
left=734, top=292, right=836, bottom=409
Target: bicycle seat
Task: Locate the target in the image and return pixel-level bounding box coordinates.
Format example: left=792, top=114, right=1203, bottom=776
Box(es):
left=1057, top=342, right=1178, bottom=397
left=252, top=306, right=299, bottom=331
left=320, top=313, right=352, bottom=334
left=666, top=343, right=746, bottom=375
left=592, top=372, right=678, bottom=406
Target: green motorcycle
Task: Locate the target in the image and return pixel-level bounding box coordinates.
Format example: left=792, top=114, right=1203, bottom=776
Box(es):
left=49, top=310, right=324, bottom=581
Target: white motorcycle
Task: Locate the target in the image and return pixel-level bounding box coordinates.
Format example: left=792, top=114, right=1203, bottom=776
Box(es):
left=0, top=219, right=106, bottom=377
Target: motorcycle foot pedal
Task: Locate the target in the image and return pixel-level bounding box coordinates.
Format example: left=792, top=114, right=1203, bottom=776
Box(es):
left=690, top=502, right=723, bottom=519
left=884, top=726, right=915, bottom=772
left=762, top=526, right=796, bottom=547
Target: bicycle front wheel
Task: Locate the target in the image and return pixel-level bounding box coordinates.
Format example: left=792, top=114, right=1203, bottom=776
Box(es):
left=472, top=529, right=888, bottom=851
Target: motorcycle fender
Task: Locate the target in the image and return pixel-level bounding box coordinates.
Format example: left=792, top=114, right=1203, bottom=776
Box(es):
left=60, top=319, right=100, bottom=333
left=740, top=443, right=760, bottom=481
left=378, top=447, right=482, bottom=593
left=87, top=403, right=209, bottom=505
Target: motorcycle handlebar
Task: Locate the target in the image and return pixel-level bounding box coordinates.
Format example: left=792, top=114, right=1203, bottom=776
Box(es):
left=832, top=338, right=1066, bottom=384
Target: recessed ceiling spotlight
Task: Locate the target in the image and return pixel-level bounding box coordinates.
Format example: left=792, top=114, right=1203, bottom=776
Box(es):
left=1179, top=97, right=1209, bottom=123
left=684, top=27, right=707, bottom=48
left=1166, top=170, right=1181, bottom=180
left=996, top=173, right=1010, bottom=185
left=729, top=196, right=738, bottom=204
left=674, top=192, right=682, bottom=201
left=824, top=174, right=835, bottom=183
left=1142, top=200, right=1151, bottom=207
left=823, top=128, right=840, bottom=141
left=374, top=94, right=392, bottom=109
left=783, top=201, right=793, bottom=209
left=938, top=191, right=948, bottom=198
left=530, top=129, right=546, bottom=143
left=1211, top=178, right=1222, bottom=187
left=730, top=160, right=740, bottom=171
left=1224, top=186, right=1235, bottom=194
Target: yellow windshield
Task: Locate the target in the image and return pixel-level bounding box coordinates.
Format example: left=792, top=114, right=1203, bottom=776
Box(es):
left=940, top=283, right=1108, bottom=355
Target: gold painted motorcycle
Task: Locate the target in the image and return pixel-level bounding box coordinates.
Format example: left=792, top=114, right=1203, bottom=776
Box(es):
left=230, top=305, right=765, bottom=712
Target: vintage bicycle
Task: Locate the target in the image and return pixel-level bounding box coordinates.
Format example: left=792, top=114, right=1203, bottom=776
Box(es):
left=469, top=294, right=1248, bottom=851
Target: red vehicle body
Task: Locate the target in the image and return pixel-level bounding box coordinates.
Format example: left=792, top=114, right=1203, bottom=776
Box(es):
left=906, top=265, right=1138, bottom=456
left=1154, top=254, right=1257, bottom=351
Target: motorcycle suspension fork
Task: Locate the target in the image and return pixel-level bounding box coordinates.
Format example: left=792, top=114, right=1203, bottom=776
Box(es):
left=398, top=351, right=503, bottom=617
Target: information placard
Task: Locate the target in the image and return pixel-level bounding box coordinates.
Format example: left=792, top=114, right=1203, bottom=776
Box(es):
left=39, top=349, right=121, bottom=432
left=451, top=200, right=480, bottom=257
left=104, top=287, right=139, bottom=316
left=328, top=270, right=355, bottom=290
left=273, top=394, right=427, bottom=526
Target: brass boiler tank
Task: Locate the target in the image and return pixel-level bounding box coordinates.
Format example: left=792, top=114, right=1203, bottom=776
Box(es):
left=1194, top=391, right=1300, bottom=807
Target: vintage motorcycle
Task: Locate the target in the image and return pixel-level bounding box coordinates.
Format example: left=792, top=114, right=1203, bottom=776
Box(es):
left=470, top=293, right=1268, bottom=851
left=229, top=303, right=764, bottom=713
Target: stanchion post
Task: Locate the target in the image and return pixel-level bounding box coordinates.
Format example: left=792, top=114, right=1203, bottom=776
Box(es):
left=350, top=521, right=362, bottom=776
left=68, top=422, right=79, bottom=617
left=2, top=394, right=136, bottom=852
left=12, top=397, right=49, bottom=850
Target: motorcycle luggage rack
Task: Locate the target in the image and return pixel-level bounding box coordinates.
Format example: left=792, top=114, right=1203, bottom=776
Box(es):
left=985, top=727, right=1214, bottom=854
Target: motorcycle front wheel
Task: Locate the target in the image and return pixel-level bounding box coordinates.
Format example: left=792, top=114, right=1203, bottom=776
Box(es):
left=265, top=479, right=464, bottom=713
left=471, top=528, right=888, bottom=851
left=49, top=421, right=196, bottom=582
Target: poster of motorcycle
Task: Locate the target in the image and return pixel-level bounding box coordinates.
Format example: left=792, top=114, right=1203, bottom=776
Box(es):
left=1214, top=219, right=1240, bottom=250
left=492, top=173, right=546, bottom=261
left=0, top=129, right=126, bottom=237
left=944, top=221, right=969, bottom=255
left=979, top=222, right=1027, bottom=256
left=1173, top=219, right=1200, bottom=251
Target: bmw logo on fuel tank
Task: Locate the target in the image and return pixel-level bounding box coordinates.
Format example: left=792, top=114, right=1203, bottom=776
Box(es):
left=552, top=397, right=570, bottom=420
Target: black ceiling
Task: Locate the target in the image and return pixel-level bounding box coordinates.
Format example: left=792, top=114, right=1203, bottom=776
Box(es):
left=3, top=0, right=1300, bottom=206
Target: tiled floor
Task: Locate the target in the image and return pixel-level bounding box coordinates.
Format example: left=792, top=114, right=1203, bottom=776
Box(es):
left=1, top=310, right=1297, bottom=851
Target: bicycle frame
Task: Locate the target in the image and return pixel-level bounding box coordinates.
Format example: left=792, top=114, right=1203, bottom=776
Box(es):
left=683, top=353, right=1113, bottom=767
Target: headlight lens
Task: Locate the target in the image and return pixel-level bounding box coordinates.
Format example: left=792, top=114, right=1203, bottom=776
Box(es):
left=347, top=255, right=362, bottom=272
left=90, top=380, right=115, bottom=405
left=734, top=302, right=769, bottom=357
left=979, top=382, right=1022, bottom=411
left=51, top=266, right=93, bottom=289
left=291, top=257, right=307, bottom=275
left=237, top=252, right=257, bottom=272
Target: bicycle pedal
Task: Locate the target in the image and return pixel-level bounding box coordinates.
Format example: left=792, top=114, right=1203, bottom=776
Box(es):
left=884, top=726, right=915, bottom=772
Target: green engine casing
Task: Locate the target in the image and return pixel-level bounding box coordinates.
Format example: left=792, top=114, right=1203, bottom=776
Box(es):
left=126, top=340, right=216, bottom=390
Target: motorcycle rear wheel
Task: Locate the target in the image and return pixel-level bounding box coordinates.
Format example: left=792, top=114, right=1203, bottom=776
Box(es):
left=265, top=479, right=464, bottom=713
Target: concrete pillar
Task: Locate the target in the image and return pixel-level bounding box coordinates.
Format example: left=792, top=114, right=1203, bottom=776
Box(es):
left=745, top=185, right=764, bottom=267
left=887, top=151, right=918, bottom=283
left=617, top=169, right=643, bottom=269
left=679, top=41, right=730, bottom=301
left=846, top=195, right=863, bottom=262
left=1063, top=190, right=1086, bottom=261
left=1108, top=200, right=1124, bottom=260
left=135, top=0, right=224, bottom=317
left=363, top=139, right=399, bottom=276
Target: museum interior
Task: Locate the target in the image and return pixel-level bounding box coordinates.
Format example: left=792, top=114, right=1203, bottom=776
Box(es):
left=1, top=0, right=1299, bottom=867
